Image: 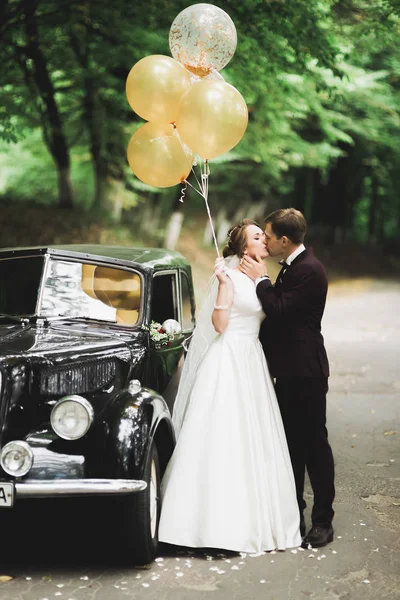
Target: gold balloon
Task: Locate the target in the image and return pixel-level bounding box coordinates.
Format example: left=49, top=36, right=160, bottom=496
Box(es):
left=127, top=122, right=193, bottom=188
left=176, top=81, right=248, bottom=159
left=126, top=55, right=191, bottom=123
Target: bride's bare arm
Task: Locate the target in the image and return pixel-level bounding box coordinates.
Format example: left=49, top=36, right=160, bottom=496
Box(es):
left=212, top=261, right=234, bottom=333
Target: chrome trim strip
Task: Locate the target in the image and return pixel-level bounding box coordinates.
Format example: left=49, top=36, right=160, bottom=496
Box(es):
left=153, top=269, right=180, bottom=322
left=36, top=253, right=50, bottom=316
left=15, top=478, right=147, bottom=497
left=179, top=270, right=195, bottom=334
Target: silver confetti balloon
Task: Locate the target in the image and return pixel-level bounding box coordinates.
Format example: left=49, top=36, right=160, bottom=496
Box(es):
left=169, top=4, right=237, bottom=78
left=188, top=67, right=225, bottom=85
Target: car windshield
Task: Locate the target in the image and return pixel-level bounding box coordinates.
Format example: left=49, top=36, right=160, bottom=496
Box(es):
left=0, top=256, right=142, bottom=326
left=0, top=256, right=44, bottom=315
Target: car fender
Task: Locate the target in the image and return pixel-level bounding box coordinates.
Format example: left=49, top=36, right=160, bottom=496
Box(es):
left=103, top=387, right=175, bottom=481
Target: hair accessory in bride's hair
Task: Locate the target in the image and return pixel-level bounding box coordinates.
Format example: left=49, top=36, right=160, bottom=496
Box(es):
left=226, top=224, right=239, bottom=246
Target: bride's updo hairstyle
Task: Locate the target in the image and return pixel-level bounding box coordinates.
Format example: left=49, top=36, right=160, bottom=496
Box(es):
left=223, top=218, right=260, bottom=258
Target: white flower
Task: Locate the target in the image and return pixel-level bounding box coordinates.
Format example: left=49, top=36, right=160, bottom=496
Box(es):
left=149, top=321, right=174, bottom=347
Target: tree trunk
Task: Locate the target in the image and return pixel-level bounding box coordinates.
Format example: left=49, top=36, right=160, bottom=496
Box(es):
left=57, top=167, right=74, bottom=210
left=23, top=0, right=73, bottom=209
left=303, top=169, right=314, bottom=223
left=316, top=142, right=365, bottom=243
left=68, top=7, right=108, bottom=213
left=368, top=176, right=378, bottom=246
left=85, top=79, right=108, bottom=212
left=92, top=160, right=111, bottom=214
left=203, top=207, right=228, bottom=247
left=203, top=218, right=214, bottom=246
left=109, top=178, right=124, bottom=222
left=164, top=192, right=185, bottom=250
left=164, top=211, right=184, bottom=250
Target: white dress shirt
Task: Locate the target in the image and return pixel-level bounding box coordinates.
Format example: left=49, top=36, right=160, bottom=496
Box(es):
left=285, top=243, right=305, bottom=265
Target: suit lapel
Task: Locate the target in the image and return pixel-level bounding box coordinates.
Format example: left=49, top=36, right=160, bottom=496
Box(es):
left=275, top=247, right=312, bottom=288
left=289, top=247, right=312, bottom=266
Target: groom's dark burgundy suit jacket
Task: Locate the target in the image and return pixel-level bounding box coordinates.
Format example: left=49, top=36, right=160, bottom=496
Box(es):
left=257, top=247, right=329, bottom=379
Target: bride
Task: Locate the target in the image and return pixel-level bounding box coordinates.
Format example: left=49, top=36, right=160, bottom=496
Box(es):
left=158, top=219, right=301, bottom=553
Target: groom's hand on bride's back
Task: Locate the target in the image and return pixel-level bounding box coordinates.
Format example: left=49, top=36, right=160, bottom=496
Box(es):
left=239, top=254, right=268, bottom=281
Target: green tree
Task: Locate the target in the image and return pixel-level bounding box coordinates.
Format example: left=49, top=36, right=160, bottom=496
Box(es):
left=1, top=0, right=74, bottom=207
left=0, top=0, right=399, bottom=251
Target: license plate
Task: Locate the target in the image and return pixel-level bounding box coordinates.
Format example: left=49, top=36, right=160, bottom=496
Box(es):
left=0, top=483, right=14, bottom=507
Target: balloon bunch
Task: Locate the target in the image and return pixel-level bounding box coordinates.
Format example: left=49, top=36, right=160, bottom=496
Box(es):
left=126, top=3, right=248, bottom=255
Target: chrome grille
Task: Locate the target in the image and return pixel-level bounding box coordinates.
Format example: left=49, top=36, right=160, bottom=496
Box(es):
left=40, top=360, right=116, bottom=395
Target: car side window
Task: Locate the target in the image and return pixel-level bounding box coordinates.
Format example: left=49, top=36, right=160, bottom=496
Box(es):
left=91, top=265, right=141, bottom=326
left=151, top=272, right=178, bottom=324
left=181, top=272, right=194, bottom=332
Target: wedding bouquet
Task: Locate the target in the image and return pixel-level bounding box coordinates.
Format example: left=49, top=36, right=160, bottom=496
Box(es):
left=150, top=321, right=173, bottom=348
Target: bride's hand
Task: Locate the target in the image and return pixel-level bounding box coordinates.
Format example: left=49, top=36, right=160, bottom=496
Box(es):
left=214, top=258, right=228, bottom=283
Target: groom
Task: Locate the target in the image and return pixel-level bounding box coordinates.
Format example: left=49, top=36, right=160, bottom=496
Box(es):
left=240, top=208, right=335, bottom=548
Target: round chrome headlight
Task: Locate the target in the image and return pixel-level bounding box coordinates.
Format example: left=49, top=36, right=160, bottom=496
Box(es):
left=50, top=395, right=94, bottom=440
left=0, top=440, right=33, bottom=477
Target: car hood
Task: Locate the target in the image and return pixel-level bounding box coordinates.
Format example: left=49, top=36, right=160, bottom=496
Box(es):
left=0, top=321, right=147, bottom=451
left=0, top=322, right=137, bottom=358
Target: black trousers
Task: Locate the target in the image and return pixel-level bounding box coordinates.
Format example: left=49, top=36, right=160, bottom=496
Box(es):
left=275, top=376, right=335, bottom=526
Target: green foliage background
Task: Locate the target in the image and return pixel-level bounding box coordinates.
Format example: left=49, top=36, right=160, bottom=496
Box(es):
left=0, top=0, right=399, bottom=265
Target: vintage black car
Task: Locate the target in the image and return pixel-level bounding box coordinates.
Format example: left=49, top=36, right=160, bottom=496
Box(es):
left=0, top=244, right=195, bottom=564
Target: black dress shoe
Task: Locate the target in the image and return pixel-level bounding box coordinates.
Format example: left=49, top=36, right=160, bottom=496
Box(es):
left=300, top=515, right=306, bottom=538
left=301, top=525, right=334, bottom=549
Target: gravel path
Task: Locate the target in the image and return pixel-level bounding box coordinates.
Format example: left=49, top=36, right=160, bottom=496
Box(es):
left=0, top=278, right=399, bottom=600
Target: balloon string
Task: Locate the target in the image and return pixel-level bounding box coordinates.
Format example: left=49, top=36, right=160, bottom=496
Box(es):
left=184, top=178, right=206, bottom=198
left=183, top=161, right=220, bottom=258
left=201, top=160, right=220, bottom=258
left=179, top=181, right=187, bottom=203
left=190, top=160, right=202, bottom=192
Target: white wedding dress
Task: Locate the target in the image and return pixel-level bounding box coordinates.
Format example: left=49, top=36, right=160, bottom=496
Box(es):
left=158, top=268, right=301, bottom=552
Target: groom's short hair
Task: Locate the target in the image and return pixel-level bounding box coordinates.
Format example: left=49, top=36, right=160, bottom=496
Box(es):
left=264, top=208, right=306, bottom=244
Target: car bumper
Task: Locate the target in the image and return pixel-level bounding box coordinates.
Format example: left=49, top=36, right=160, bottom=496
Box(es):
left=14, top=478, right=147, bottom=498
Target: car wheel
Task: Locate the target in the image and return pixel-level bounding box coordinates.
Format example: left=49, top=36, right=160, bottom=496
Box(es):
left=119, top=441, right=161, bottom=565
